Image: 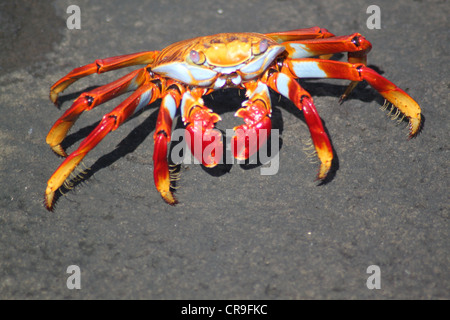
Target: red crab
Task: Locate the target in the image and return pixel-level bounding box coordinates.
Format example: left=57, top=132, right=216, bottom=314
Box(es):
left=44, top=27, right=422, bottom=210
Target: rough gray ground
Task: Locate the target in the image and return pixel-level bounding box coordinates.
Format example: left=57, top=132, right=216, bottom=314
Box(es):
left=0, top=0, right=448, bottom=299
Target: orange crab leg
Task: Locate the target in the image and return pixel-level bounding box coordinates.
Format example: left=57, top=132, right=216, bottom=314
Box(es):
left=281, top=33, right=372, bottom=61
left=46, top=68, right=149, bottom=156
left=50, top=51, right=158, bottom=104
left=181, top=87, right=223, bottom=168
left=45, top=83, right=160, bottom=210
left=265, top=26, right=335, bottom=43
left=285, top=59, right=422, bottom=137
left=266, top=70, right=333, bottom=179
left=232, top=81, right=272, bottom=160
left=153, top=83, right=185, bottom=205
left=280, top=33, right=372, bottom=101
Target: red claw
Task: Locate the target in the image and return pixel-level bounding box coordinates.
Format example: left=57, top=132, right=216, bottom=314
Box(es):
left=186, top=118, right=223, bottom=168
left=232, top=82, right=272, bottom=160
left=182, top=89, right=223, bottom=167
left=232, top=116, right=271, bottom=160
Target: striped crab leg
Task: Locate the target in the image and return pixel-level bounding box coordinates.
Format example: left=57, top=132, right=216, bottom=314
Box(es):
left=277, top=32, right=373, bottom=101
left=153, top=82, right=186, bottom=205
left=284, top=59, right=422, bottom=137
left=46, top=68, right=149, bottom=156
left=265, top=69, right=333, bottom=180
left=45, top=82, right=161, bottom=210
left=278, top=33, right=372, bottom=62
left=50, top=51, right=159, bottom=104
left=265, top=26, right=335, bottom=42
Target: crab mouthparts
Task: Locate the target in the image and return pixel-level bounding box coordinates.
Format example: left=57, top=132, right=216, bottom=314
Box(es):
left=214, top=72, right=242, bottom=88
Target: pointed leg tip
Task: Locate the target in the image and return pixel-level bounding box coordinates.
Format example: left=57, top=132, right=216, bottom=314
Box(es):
left=50, top=92, right=60, bottom=106
left=161, top=191, right=178, bottom=206
left=44, top=192, right=55, bottom=212
left=51, top=145, right=68, bottom=157
left=315, top=162, right=331, bottom=181
left=408, top=116, right=423, bottom=139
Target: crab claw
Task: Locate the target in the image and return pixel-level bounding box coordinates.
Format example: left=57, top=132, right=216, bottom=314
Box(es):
left=186, top=117, right=223, bottom=167
left=232, top=104, right=272, bottom=160
left=232, top=81, right=272, bottom=160
left=182, top=89, right=223, bottom=167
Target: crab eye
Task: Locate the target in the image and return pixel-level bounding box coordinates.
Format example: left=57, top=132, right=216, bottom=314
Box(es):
left=252, top=39, right=269, bottom=55
left=189, top=50, right=205, bottom=64
left=259, top=39, right=269, bottom=54
left=351, top=35, right=361, bottom=47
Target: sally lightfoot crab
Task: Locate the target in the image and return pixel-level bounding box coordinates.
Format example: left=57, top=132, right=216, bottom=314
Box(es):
left=44, top=27, right=422, bottom=210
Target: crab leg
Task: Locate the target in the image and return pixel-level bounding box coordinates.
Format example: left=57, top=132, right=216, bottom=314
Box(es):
left=50, top=51, right=158, bottom=104
left=44, top=82, right=161, bottom=210
left=265, top=70, right=333, bottom=179
left=181, top=88, right=223, bottom=167
left=46, top=68, right=149, bottom=157
left=280, top=33, right=373, bottom=101
left=265, top=26, right=335, bottom=42
left=285, top=59, right=422, bottom=137
left=232, top=81, right=272, bottom=160
left=280, top=33, right=372, bottom=61
left=153, top=83, right=185, bottom=205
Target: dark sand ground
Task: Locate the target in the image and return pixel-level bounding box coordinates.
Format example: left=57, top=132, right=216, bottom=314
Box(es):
left=0, top=0, right=448, bottom=299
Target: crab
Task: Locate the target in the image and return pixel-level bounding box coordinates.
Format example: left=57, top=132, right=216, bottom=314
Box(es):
left=44, top=27, right=422, bottom=210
